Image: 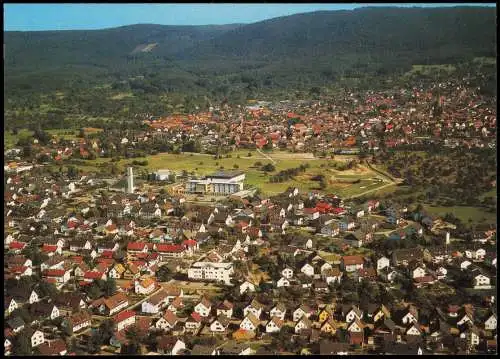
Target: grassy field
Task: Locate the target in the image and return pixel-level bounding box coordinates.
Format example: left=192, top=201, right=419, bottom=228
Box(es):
left=110, top=92, right=135, bottom=100
left=129, top=151, right=390, bottom=196
left=47, top=129, right=79, bottom=140
left=478, top=188, right=497, bottom=201
left=423, top=205, right=497, bottom=225
left=69, top=150, right=393, bottom=196
left=4, top=129, right=34, bottom=149
left=406, top=64, right=456, bottom=76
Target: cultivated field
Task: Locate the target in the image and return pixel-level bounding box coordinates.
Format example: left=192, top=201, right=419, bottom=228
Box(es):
left=423, top=205, right=497, bottom=225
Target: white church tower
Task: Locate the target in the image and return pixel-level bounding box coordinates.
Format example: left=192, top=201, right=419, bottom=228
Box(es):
left=127, top=167, right=134, bottom=194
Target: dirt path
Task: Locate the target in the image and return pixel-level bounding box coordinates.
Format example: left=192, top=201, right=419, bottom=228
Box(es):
left=346, top=180, right=400, bottom=199
left=256, top=148, right=277, bottom=165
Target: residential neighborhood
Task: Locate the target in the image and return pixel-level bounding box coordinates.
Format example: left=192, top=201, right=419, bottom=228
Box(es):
left=4, top=157, right=497, bottom=355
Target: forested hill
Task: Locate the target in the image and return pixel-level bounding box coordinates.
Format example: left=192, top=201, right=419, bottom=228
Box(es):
left=4, top=6, right=496, bottom=101
left=177, top=7, right=495, bottom=63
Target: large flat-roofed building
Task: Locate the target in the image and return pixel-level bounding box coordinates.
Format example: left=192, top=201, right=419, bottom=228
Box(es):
left=186, top=171, right=245, bottom=195
left=187, top=262, right=234, bottom=285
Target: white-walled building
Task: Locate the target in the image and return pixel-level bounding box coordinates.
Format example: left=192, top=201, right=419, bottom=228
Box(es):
left=187, top=171, right=245, bottom=195
left=188, top=262, right=234, bottom=285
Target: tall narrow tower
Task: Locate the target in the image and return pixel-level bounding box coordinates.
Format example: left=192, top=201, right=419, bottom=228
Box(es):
left=127, top=167, right=134, bottom=194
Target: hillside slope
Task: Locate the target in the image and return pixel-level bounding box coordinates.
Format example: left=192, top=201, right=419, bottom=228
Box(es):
left=4, top=7, right=496, bottom=96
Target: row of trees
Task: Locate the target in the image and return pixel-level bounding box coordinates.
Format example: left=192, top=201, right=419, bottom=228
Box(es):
left=269, top=163, right=310, bottom=183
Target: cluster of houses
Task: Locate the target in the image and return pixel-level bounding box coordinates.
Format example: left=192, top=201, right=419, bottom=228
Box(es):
left=5, top=75, right=495, bottom=171
left=143, top=78, right=496, bottom=155
left=4, top=157, right=497, bottom=354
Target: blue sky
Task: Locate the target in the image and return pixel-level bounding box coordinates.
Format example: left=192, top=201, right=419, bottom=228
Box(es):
left=4, top=3, right=496, bottom=31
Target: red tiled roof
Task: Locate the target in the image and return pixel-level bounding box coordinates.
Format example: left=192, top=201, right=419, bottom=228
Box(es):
left=84, top=271, right=104, bottom=279
left=42, top=245, right=58, bottom=253
left=127, top=242, right=146, bottom=251
left=96, top=258, right=114, bottom=266
left=11, top=266, right=28, bottom=274
left=9, top=242, right=26, bottom=250
left=342, top=256, right=364, bottom=265
left=190, top=311, right=202, bottom=322
left=44, top=269, right=66, bottom=277
left=182, top=239, right=198, bottom=247
left=114, top=310, right=135, bottom=323
left=155, top=244, right=184, bottom=253
left=100, top=250, right=114, bottom=258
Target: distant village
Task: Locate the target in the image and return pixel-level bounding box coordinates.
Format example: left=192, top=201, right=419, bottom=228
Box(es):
left=3, top=75, right=497, bottom=355
left=4, top=78, right=496, bottom=171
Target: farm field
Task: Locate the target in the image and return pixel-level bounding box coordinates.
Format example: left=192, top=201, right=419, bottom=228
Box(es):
left=423, top=205, right=497, bottom=225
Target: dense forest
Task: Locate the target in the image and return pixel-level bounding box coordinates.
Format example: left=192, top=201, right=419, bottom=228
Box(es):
left=4, top=7, right=497, bottom=130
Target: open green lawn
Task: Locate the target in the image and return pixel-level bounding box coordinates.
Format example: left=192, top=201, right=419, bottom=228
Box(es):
left=70, top=150, right=388, bottom=196
left=423, top=205, right=497, bottom=225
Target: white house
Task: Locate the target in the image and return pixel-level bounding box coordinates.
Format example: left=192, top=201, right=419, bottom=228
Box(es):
left=239, top=280, right=256, bottom=295
left=158, top=338, right=186, bottom=356
left=474, top=248, right=486, bottom=261
left=266, top=317, right=284, bottom=333
left=28, top=329, right=45, bottom=348
left=155, top=310, right=178, bottom=331
left=114, top=310, right=136, bottom=332
left=435, top=266, right=447, bottom=279
left=412, top=266, right=426, bottom=279
left=210, top=316, right=230, bottom=333
left=216, top=300, right=233, bottom=318
left=240, top=313, right=260, bottom=332
left=64, top=312, right=91, bottom=333
left=276, top=277, right=291, bottom=288
left=5, top=338, right=12, bottom=356
left=341, top=256, right=364, bottom=272
left=281, top=267, right=294, bottom=279
left=377, top=256, right=390, bottom=271
left=300, top=263, right=314, bottom=277
left=244, top=300, right=263, bottom=320
left=460, top=260, right=472, bottom=270
left=474, top=274, right=491, bottom=289
left=269, top=304, right=287, bottom=321
left=345, top=307, right=363, bottom=323
left=135, top=278, right=156, bottom=295
left=406, top=324, right=421, bottom=336
left=5, top=298, right=18, bottom=315
left=187, top=171, right=245, bottom=195
left=484, top=313, right=497, bottom=331
left=293, top=306, right=312, bottom=322
left=294, top=316, right=312, bottom=334
left=402, top=310, right=418, bottom=325
left=141, top=291, right=170, bottom=314
left=347, top=320, right=364, bottom=333
left=187, top=262, right=233, bottom=285
left=194, top=298, right=212, bottom=317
